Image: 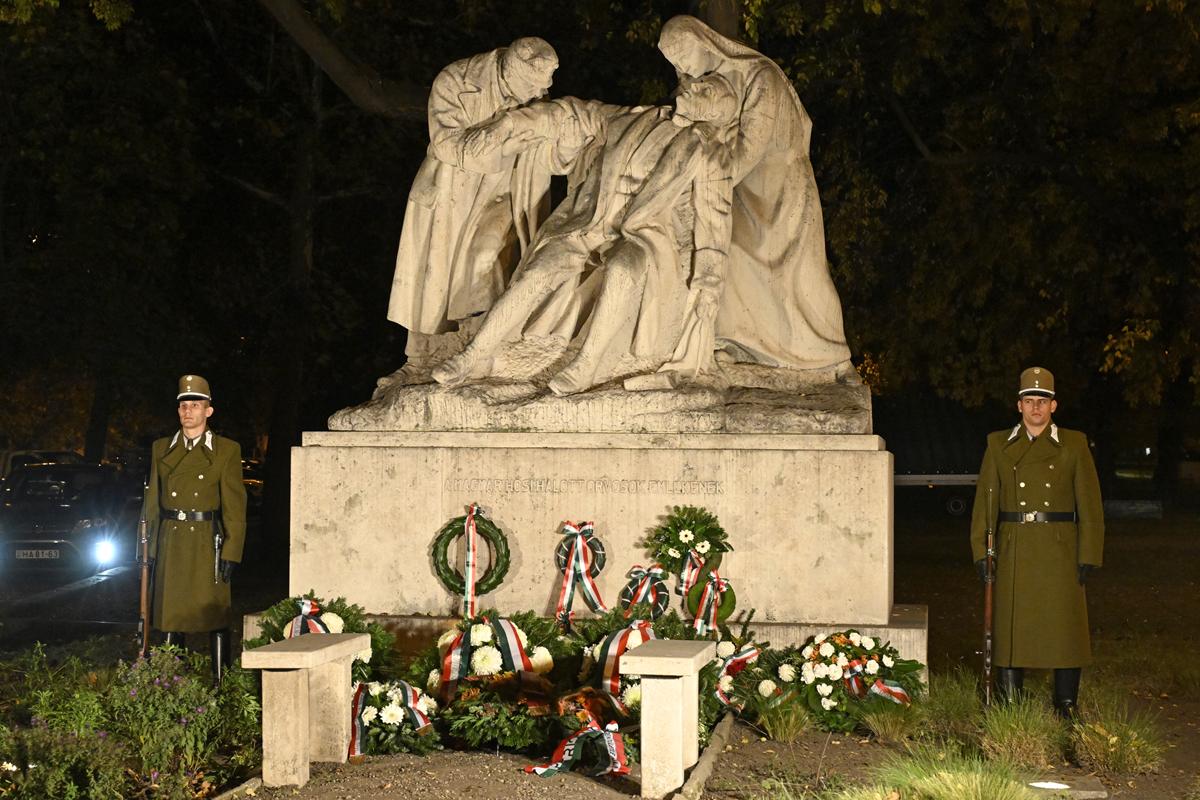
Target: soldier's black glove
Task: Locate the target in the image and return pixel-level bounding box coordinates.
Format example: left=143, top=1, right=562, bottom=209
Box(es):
left=219, top=559, right=237, bottom=584
left=1077, top=564, right=1096, bottom=585
left=975, top=559, right=989, bottom=584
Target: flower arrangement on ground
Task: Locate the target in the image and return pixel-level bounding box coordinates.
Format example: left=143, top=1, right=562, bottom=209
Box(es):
left=354, top=680, right=442, bottom=755
left=736, top=630, right=923, bottom=732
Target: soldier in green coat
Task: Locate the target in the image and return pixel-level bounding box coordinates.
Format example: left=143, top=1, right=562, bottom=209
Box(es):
left=143, top=375, right=247, bottom=683
left=970, top=367, right=1104, bottom=717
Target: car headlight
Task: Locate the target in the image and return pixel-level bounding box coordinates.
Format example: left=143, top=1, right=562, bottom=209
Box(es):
left=93, top=539, right=117, bottom=566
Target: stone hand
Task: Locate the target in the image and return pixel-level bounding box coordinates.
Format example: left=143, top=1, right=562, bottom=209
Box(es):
left=1077, top=564, right=1096, bottom=585
left=464, top=117, right=513, bottom=158
left=219, top=559, right=236, bottom=584
left=696, top=287, right=720, bottom=321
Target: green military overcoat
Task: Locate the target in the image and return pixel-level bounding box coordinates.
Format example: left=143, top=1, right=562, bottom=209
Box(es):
left=144, top=429, right=247, bottom=632
left=970, top=423, right=1104, bottom=668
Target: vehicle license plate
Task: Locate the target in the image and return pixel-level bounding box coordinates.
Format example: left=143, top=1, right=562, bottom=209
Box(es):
left=15, top=549, right=60, bottom=560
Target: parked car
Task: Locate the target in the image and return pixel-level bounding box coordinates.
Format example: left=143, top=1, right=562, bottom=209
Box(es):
left=0, top=449, right=85, bottom=480
left=0, top=463, right=140, bottom=573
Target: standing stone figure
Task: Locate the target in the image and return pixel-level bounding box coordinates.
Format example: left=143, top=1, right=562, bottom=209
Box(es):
left=431, top=73, right=741, bottom=394
left=657, top=16, right=852, bottom=372
left=143, top=375, right=247, bottom=684
left=970, top=367, right=1104, bottom=717
left=386, top=37, right=559, bottom=370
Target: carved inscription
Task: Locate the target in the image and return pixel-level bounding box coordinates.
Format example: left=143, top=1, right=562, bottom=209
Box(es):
left=443, top=477, right=724, bottom=496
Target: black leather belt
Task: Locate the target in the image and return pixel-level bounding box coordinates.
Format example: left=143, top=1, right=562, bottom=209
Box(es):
left=998, top=511, right=1076, bottom=524
left=161, top=509, right=220, bottom=522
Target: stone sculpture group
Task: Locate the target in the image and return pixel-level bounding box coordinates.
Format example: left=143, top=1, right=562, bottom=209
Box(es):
left=381, top=15, right=853, bottom=400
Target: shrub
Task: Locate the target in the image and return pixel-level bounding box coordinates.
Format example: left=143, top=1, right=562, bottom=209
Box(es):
left=860, top=700, right=919, bottom=744
left=872, top=746, right=1041, bottom=800
left=0, top=724, right=129, bottom=800
left=757, top=701, right=812, bottom=743
left=1070, top=689, right=1165, bottom=775
left=979, top=694, right=1068, bottom=770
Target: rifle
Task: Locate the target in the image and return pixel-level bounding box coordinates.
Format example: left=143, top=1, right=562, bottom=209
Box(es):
left=213, top=519, right=224, bottom=585
left=137, top=482, right=151, bottom=657
left=983, top=486, right=995, bottom=705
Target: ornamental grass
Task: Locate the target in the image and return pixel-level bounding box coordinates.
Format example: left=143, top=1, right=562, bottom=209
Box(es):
left=757, top=701, right=813, bottom=742
left=866, top=747, right=1041, bottom=800
left=979, top=693, right=1068, bottom=770
left=859, top=700, right=920, bottom=744
left=1069, top=687, right=1165, bottom=775
left=914, top=667, right=983, bottom=746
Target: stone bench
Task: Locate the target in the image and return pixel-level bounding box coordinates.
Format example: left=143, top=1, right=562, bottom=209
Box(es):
left=622, top=639, right=715, bottom=799
left=241, top=633, right=369, bottom=787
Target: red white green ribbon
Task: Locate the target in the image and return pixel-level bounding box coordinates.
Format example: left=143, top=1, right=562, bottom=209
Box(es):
left=679, top=549, right=705, bottom=606
left=593, top=620, right=655, bottom=708
left=349, top=682, right=367, bottom=758
left=869, top=678, right=911, bottom=705
left=390, top=679, right=433, bottom=731
left=286, top=598, right=330, bottom=637
left=462, top=504, right=480, bottom=618
left=621, top=563, right=669, bottom=619
left=438, top=615, right=532, bottom=703
left=524, top=713, right=630, bottom=777
left=489, top=616, right=533, bottom=673
left=715, top=644, right=760, bottom=707
left=555, top=521, right=608, bottom=630
left=692, top=571, right=729, bottom=636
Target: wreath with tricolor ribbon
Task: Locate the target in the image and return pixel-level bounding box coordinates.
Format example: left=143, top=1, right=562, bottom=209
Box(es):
left=432, top=504, right=510, bottom=616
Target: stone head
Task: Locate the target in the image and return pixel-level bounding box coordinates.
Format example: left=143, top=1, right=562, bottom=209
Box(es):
left=501, top=36, right=558, bottom=104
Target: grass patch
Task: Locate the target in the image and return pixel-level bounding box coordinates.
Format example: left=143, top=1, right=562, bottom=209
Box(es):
left=1092, top=635, right=1200, bottom=702
left=860, top=701, right=920, bottom=744
left=1070, top=686, right=1165, bottom=775
left=1184, top=775, right=1200, bottom=800
left=979, top=693, right=1068, bottom=770
left=759, top=701, right=813, bottom=743
left=915, top=667, right=983, bottom=745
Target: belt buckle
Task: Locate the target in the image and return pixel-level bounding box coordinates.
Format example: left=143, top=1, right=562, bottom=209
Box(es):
left=176, top=510, right=188, bottom=522
left=1022, top=511, right=1037, bottom=523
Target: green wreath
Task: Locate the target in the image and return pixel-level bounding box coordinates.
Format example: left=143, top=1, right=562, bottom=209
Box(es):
left=432, top=508, right=511, bottom=596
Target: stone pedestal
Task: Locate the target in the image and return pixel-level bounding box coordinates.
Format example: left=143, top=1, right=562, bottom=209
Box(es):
left=290, top=431, right=894, bottom=625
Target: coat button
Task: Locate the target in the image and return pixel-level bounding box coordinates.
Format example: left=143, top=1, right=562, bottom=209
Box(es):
left=1045, top=483, right=1051, bottom=488
left=198, top=474, right=205, bottom=480
left=1049, top=465, right=1055, bottom=470
left=171, top=491, right=177, bottom=497
left=1044, top=501, right=1050, bottom=506
left=1019, top=482, right=1026, bottom=488
left=1019, top=501, right=1027, bottom=506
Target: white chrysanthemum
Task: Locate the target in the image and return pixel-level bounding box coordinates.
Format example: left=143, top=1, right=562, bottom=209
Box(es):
left=717, top=675, right=734, bottom=692
left=882, top=654, right=895, bottom=668
left=861, top=636, right=876, bottom=651
left=1, top=762, right=18, bottom=772
left=426, top=669, right=441, bottom=694
left=777, top=663, right=796, bottom=683
left=470, top=623, right=493, bottom=646
left=355, top=648, right=372, bottom=663
left=578, top=656, right=595, bottom=683
left=757, top=679, right=778, bottom=698
left=437, top=629, right=459, bottom=654
left=591, top=643, right=604, bottom=661
left=814, top=634, right=828, bottom=644
left=416, top=695, right=438, bottom=716
left=625, top=636, right=644, bottom=651
left=865, top=659, right=880, bottom=675
left=367, top=681, right=385, bottom=696
left=678, top=529, right=695, bottom=543
left=849, top=631, right=862, bottom=646
left=320, top=612, right=345, bottom=634
left=515, top=626, right=528, bottom=648
left=818, top=642, right=835, bottom=658
left=380, top=704, right=405, bottom=726
left=820, top=697, right=838, bottom=711
left=360, top=705, right=379, bottom=725
left=667, top=547, right=681, bottom=558
left=471, top=645, right=503, bottom=676
left=812, top=662, right=828, bottom=680
left=836, top=653, right=849, bottom=668
left=621, top=683, right=643, bottom=709
left=802, top=645, right=814, bottom=659
left=386, top=685, right=404, bottom=702
left=530, top=646, right=554, bottom=674
left=716, top=640, right=736, bottom=659
left=695, top=540, right=711, bottom=554
left=817, top=683, right=834, bottom=697
left=801, top=671, right=816, bottom=685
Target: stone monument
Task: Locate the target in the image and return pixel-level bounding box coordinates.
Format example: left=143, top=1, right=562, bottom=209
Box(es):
left=290, top=15, right=926, bottom=663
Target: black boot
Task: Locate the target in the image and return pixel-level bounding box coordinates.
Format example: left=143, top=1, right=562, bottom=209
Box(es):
left=995, top=667, right=1025, bottom=703
left=1053, top=667, right=1081, bottom=720
left=162, top=631, right=185, bottom=648
left=210, top=629, right=230, bottom=686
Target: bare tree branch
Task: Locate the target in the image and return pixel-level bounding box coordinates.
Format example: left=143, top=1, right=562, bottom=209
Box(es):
left=255, top=0, right=426, bottom=120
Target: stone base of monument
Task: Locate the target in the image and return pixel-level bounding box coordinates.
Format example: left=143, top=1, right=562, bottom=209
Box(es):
left=288, top=427, right=924, bottom=640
